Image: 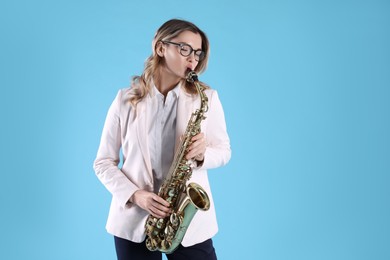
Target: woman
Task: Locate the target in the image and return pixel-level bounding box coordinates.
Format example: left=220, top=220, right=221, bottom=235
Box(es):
left=93, top=19, right=231, bottom=260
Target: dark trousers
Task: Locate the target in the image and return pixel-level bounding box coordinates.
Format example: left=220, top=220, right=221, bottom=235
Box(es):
left=114, top=236, right=217, bottom=260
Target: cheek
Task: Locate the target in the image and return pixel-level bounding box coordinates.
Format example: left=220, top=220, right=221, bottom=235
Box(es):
left=165, top=52, right=184, bottom=67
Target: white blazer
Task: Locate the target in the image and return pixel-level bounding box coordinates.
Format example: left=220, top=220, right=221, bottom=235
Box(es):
left=93, top=84, right=231, bottom=247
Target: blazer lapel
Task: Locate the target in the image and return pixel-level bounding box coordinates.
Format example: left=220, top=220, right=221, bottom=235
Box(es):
left=136, top=96, right=153, bottom=182
left=175, top=87, right=197, bottom=151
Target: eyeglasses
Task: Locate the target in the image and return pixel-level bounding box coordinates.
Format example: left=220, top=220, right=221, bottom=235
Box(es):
left=161, top=41, right=205, bottom=61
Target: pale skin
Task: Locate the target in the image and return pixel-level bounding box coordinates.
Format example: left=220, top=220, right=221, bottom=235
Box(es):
left=131, top=31, right=207, bottom=219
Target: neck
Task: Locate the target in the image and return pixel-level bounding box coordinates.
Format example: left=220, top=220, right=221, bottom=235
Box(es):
left=154, top=67, right=181, bottom=96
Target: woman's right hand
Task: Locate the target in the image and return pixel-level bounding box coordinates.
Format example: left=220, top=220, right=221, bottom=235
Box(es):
left=131, top=190, right=171, bottom=218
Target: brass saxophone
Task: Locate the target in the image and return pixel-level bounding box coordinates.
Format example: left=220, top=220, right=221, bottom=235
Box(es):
left=144, top=70, right=210, bottom=254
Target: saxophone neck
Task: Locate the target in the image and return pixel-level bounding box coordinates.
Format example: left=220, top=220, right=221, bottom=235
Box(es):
left=186, top=70, right=198, bottom=83
left=186, top=70, right=208, bottom=110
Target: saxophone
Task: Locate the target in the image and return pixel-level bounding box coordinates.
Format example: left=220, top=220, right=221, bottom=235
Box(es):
left=144, top=70, right=210, bottom=254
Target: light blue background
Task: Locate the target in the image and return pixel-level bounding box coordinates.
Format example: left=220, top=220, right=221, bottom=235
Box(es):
left=1, top=0, right=389, bottom=259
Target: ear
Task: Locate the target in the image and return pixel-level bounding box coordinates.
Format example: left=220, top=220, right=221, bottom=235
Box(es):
left=155, top=41, right=165, bottom=57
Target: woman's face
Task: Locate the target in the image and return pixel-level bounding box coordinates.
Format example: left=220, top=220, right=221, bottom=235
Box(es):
left=160, top=30, right=203, bottom=79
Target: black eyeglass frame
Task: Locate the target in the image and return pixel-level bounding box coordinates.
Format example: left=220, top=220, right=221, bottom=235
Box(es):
left=161, top=41, right=205, bottom=61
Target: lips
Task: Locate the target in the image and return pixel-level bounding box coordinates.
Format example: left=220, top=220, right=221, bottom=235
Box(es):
left=184, top=66, right=193, bottom=77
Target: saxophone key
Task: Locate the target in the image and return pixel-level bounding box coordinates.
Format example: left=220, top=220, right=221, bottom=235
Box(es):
left=145, top=237, right=158, bottom=251
left=156, top=218, right=165, bottom=229
left=161, top=240, right=172, bottom=251
left=164, top=225, right=175, bottom=239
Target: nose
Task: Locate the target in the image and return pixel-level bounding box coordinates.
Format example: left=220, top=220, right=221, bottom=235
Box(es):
left=187, top=54, right=199, bottom=70
left=187, top=51, right=197, bottom=62
left=187, top=56, right=197, bottom=70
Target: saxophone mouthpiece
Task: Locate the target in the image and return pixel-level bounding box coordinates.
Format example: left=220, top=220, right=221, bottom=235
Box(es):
left=186, top=70, right=198, bottom=83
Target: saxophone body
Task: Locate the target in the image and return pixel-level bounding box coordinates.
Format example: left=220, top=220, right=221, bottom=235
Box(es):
left=144, top=70, right=210, bottom=254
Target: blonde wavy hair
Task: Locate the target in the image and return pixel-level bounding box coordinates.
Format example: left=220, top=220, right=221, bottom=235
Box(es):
left=129, top=19, right=210, bottom=106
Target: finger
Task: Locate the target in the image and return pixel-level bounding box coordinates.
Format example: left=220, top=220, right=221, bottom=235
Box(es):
left=186, top=151, right=204, bottom=160
left=195, top=153, right=204, bottom=161
left=191, top=133, right=204, bottom=141
left=153, top=195, right=171, bottom=207
left=190, top=136, right=206, bottom=151
left=186, top=146, right=201, bottom=159
left=188, top=139, right=204, bottom=152
left=186, top=142, right=206, bottom=160
left=185, top=150, right=196, bottom=160
left=191, top=138, right=205, bottom=148
left=149, top=207, right=168, bottom=218
left=151, top=200, right=170, bottom=214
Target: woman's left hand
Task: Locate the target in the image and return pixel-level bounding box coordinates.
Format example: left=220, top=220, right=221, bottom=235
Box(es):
left=185, top=133, right=206, bottom=161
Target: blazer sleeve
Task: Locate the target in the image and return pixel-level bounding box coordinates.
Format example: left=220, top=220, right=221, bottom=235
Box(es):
left=202, top=90, right=232, bottom=170
left=93, top=90, right=139, bottom=208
